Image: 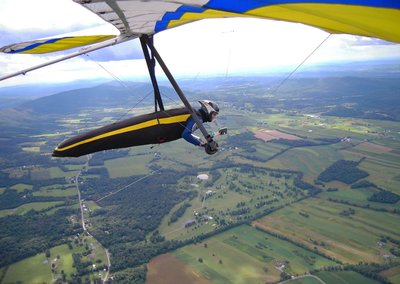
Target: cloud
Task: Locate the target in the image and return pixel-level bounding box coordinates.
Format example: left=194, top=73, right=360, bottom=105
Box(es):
left=0, top=0, right=103, bottom=32
left=1, top=3, right=400, bottom=86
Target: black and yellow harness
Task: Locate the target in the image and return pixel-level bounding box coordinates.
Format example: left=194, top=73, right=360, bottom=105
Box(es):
left=52, top=108, right=190, bottom=157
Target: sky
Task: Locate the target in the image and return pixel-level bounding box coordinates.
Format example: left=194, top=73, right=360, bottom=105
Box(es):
left=1, top=0, right=400, bottom=87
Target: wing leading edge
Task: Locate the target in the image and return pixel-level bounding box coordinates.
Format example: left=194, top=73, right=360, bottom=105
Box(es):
left=74, top=0, right=400, bottom=43
left=0, top=35, right=116, bottom=54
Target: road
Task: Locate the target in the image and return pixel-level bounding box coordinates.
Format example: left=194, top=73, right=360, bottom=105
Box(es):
left=75, top=157, right=111, bottom=283
left=278, top=274, right=326, bottom=284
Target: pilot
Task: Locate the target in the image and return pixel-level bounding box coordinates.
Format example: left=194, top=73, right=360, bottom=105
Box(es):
left=182, top=100, right=219, bottom=147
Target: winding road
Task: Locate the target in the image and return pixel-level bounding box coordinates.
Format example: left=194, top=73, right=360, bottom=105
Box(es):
left=75, top=157, right=111, bottom=283
left=278, top=274, right=326, bottom=284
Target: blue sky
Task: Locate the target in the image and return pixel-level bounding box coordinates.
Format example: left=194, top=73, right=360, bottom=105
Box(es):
left=1, top=0, right=399, bottom=87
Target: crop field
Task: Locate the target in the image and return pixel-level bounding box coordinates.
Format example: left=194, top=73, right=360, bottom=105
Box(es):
left=33, top=186, right=77, bottom=197
left=0, top=201, right=64, bottom=217
left=2, top=237, right=109, bottom=283
left=253, top=198, right=400, bottom=264
left=255, top=129, right=301, bottom=141
left=284, top=276, right=323, bottom=284
left=2, top=250, right=52, bottom=284
left=10, top=183, right=33, bottom=192
left=265, top=144, right=355, bottom=184
left=104, top=154, right=154, bottom=178
left=379, top=264, right=400, bottom=284
left=149, top=225, right=336, bottom=283
left=147, top=253, right=210, bottom=284
left=313, top=270, right=380, bottom=284
left=2, top=244, right=78, bottom=284
left=340, top=145, right=400, bottom=195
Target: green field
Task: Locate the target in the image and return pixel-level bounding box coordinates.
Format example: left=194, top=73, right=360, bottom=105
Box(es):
left=104, top=154, right=154, bottom=177
left=265, top=144, right=359, bottom=184
left=0, top=201, right=64, bottom=217
left=33, top=186, right=77, bottom=197
left=160, top=167, right=306, bottom=241
left=285, top=276, right=324, bottom=284
left=49, top=166, right=77, bottom=179
left=314, top=270, right=380, bottom=284
left=10, top=183, right=33, bottom=192
left=254, top=198, right=400, bottom=263
left=379, top=264, right=400, bottom=284
left=2, top=239, right=109, bottom=284
left=2, top=251, right=52, bottom=284
left=170, top=225, right=335, bottom=283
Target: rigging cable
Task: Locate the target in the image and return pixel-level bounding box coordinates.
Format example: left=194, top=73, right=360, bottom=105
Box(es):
left=95, top=163, right=171, bottom=202
left=269, top=33, right=331, bottom=96
left=84, top=53, right=153, bottom=122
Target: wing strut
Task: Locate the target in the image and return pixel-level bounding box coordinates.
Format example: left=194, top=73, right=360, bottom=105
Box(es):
left=140, top=35, right=218, bottom=154
left=0, top=35, right=136, bottom=82
left=140, top=36, right=164, bottom=112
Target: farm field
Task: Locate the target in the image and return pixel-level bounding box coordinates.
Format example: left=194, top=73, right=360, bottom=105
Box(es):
left=379, top=264, right=400, bottom=284
left=253, top=198, right=400, bottom=264
left=2, top=244, right=76, bottom=284
left=2, top=238, right=109, bottom=283
left=264, top=144, right=352, bottom=184
left=2, top=250, right=52, bottom=284
left=149, top=225, right=336, bottom=283
left=313, top=270, right=380, bottom=284
left=339, top=143, right=400, bottom=195
left=147, top=254, right=210, bottom=284
left=0, top=201, right=64, bottom=217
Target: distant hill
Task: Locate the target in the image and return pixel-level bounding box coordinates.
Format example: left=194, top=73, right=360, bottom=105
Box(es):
left=0, top=79, right=107, bottom=109
left=15, top=81, right=179, bottom=115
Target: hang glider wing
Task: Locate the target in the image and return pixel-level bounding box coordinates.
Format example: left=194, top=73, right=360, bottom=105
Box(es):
left=1, top=1, right=399, bottom=56
left=74, top=0, right=400, bottom=43
left=0, top=35, right=117, bottom=54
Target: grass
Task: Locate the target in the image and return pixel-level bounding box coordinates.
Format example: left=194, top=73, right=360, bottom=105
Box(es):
left=170, top=225, right=335, bottom=283
left=0, top=201, right=64, bottom=217
left=379, top=264, right=400, bottom=284
left=49, top=166, right=77, bottom=179
left=10, top=183, right=33, bottom=192
left=33, top=186, right=77, bottom=197
left=314, top=270, right=380, bottom=284
left=48, top=244, right=76, bottom=278
left=285, top=276, right=324, bottom=284
left=22, top=146, right=40, bottom=153
left=160, top=167, right=304, bottom=241
left=104, top=154, right=154, bottom=178
left=3, top=250, right=52, bottom=284
left=254, top=198, right=400, bottom=264
left=339, top=142, right=400, bottom=194
left=2, top=240, right=108, bottom=283
left=265, top=144, right=360, bottom=184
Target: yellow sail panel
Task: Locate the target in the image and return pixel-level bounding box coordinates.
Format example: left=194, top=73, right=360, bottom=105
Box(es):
left=246, top=4, right=400, bottom=43
left=164, top=3, right=400, bottom=43
left=0, top=35, right=116, bottom=54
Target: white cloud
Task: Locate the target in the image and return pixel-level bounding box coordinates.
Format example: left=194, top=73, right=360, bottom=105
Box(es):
left=0, top=0, right=104, bottom=32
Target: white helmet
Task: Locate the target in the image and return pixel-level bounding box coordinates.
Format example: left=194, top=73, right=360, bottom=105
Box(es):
left=198, top=100, right=219, bottom=122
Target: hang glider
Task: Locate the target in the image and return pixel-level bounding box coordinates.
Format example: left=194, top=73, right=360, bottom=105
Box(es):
left=1, top=0, right=399, bottom=57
